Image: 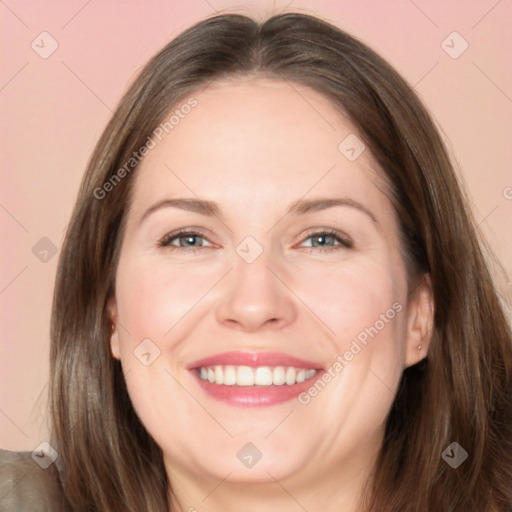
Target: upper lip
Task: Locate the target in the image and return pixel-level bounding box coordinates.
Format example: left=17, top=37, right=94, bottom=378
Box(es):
left=187, top=351, right=324, bottom=370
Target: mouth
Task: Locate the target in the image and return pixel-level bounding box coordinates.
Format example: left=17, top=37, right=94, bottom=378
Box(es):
left=187, top=351, right=323, bottom=407
left=197, top=365, right=317, bottom=386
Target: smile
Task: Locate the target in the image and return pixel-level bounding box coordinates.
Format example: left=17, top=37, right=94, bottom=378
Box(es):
left=197, top=365, right=318, bottom=386
left=188, top=351, right=323, bottom=406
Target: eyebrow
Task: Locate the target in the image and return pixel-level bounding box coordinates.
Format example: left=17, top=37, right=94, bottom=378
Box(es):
left=139, top=197, right=378, bottom=225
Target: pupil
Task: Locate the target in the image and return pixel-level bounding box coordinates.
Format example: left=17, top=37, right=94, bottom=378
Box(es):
left=184, top=235, right=197, bottom=247
left=314, top=235, right=329, bottom=247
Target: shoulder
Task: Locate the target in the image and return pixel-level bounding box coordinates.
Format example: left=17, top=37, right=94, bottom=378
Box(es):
left=0, top=449, right=68, bottom=511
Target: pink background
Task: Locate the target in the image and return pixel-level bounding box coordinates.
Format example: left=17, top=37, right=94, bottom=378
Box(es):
left=1, top=0, right=511, bottom=450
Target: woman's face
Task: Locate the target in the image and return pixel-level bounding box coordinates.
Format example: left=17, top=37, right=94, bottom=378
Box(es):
left=110, top=78, right=432, bottom=490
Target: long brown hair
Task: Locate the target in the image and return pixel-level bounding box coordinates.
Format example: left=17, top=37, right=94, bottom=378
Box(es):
left=49, top=12, right=512, bottom=511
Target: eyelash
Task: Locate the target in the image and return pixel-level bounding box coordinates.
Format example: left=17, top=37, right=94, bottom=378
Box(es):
left=156, top=228, right=353, bottom=253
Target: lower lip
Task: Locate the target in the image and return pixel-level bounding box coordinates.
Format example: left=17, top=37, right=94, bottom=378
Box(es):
left=191, top=370, right=324, bottom=407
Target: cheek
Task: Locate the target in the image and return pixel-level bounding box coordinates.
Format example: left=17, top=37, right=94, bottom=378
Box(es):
left=115, top=258, right=221, bottom=343
left=295, top=261, right=407, bottom=437
left=293, top=255, right=407, bottom=353
left=112, top=260, right=212, bottom=449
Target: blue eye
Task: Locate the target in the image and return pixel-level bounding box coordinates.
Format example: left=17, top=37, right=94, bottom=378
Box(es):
left=157, top=231, right=211, bottom=250
left=300, top=230, right=353, bottom=252
left=156, top=229, right=353, bottom=253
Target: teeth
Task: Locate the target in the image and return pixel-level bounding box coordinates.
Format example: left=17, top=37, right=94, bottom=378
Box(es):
left=214, top=365, right=223, bottom=385
left=273, top=366, right=286, bottom=385
left=223, top=365, right=237, bottom=386
left=285, top=367, right=296, bottom=385
left=254, top=366, right=273, bottom=385
left=237, top=366, right=254, bottom=386
left=197, top=365, right=318, bottom=386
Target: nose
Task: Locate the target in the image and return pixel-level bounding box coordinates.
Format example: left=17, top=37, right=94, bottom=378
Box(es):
left=215, top=248, right=297, bottom=332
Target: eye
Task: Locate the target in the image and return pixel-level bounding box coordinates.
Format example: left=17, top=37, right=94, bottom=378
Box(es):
left=299, top=229, right=353, bottom=253
left=156, top=230, right=213, bottom=251
left=156, top=228, right=353, bottom=253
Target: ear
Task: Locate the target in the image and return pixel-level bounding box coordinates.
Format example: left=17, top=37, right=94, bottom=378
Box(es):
left=107, top=296, right=121, bottom=360
left=404, top=273, right=434, bottom=367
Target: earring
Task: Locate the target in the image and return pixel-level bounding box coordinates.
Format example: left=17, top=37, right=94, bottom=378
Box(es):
left=418, top=344, right=423, bottom=350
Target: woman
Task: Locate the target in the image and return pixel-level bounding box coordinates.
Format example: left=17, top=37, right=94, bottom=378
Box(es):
left=1, top=11, right=511, bottom=512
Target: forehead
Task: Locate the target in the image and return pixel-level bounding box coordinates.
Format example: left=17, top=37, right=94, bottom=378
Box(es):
left=131, top=78, right=390, bottom=213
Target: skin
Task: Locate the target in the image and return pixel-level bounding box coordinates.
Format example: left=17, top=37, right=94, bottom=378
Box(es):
left=109, top=78, right=434, bottom=512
